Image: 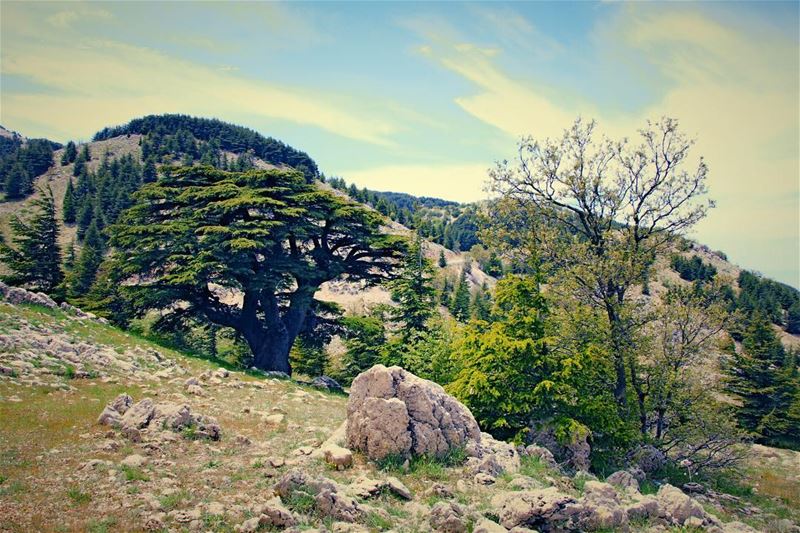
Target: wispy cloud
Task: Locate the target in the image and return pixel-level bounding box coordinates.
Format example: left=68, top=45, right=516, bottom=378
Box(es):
left=409, top=4, right=799, bottom=284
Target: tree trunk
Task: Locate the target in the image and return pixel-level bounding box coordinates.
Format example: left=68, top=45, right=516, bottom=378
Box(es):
left=606, top=304, right=628, bottom=407
left=252, top=333, right=292, bottom=374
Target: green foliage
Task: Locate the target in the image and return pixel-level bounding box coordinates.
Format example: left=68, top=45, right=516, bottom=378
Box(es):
left=62, top=178, right=77, bottom=223
left=0, top=187, right=64, bottom=295
left=61, top=141, right=77, bottom=165
left=0, top=138, right=55, bottom=200
left=450, top=268, right=472, bottom=321
left=109, top=165, right=405, bottom=373
left=736, top=270, right=800, bottom=331
left=448, top=275, right=550, bottom=439
left=290, top=334, right=329, bottom=378
left=337, top=312, right=387, bottom=384
left=388, top=234, right=436, bottom=336
left=399, top=316, right=462, bottom=384
left=725, top=313, right=799, bottom=449
left=68, top=221, right=105, bottom=298
left=670, top=254, right=717, bottom=282
left=94, top=114, right=319, bottom=179
left=438, top=249, right=447, bottom=268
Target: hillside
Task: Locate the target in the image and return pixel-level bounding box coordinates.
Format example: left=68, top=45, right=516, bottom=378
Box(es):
left=1, top=288, right=798, bottom=533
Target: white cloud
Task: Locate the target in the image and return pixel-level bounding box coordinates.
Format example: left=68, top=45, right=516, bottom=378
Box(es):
left=1, top=37, right=399, bottom=146
left=410, top=5, right=799, bottom=285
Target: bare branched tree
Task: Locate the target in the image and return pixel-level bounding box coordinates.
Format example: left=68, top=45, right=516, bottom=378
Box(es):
left=490, top=117, right=714, bottom=406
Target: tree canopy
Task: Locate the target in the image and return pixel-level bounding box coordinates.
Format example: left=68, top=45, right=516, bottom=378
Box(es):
left=109, top=165, right=405, bottom=373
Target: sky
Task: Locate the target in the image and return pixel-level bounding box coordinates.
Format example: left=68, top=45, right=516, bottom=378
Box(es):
left=1, top=1, right=798, bottom=287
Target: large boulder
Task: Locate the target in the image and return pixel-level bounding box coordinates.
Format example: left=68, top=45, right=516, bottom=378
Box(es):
left=346, top=365, right=480, bottom=460
left=656, top=484, right=707, bottom=526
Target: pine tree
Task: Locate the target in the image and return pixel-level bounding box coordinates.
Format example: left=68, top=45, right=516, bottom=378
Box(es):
left=471, top=284, right=492, bottom=321
left=69, top=221, right=105, bottom=297
left=786, top=301, right=800, bottom=334
left=3, top=162, right=31, bottom=199
left=388, top=234, right=436, bottom=337
left=438, top=249, right=447, bottom=268
left=77, top=200, right=94, bottom=240
left=0, top=187, right=63, bottom=294
left=143, top=157, right=157, bottom=183
left=63, top=178, right=77, bottom=223
left=64, top=239, right=76, bottom=270
left=61, top=141, right=77, bottom=165
left=725, top=313, right=799, bottom=445
left=451, top=268, right=472, bottom=321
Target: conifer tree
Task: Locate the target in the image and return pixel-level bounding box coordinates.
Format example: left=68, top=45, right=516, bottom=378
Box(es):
left=451, top=268, right=472, bottom=321
left=725, top=312, right=799, bottom=446
left=388, top=234, right=436, bottom=337
left=69, top=221, right=105, bottom=297
left=438, top=249, right=447, bottom=268
left=63, top=178, right=77, bottom=223
left=61, top=141, right=77, bottom=165
left=77, top=200, right=94, bottom=240
left=3, top=162, right=30, bottom=199
left=471, top=284, right=492, bottom=321
left=0, top=187, right=63, bottom=294
left=110, top=166, right=404, bottom=373
left=786, top=301, right=800, bottom=335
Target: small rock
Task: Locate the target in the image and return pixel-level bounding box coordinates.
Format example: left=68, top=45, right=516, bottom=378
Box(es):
left=323, top=445, right=353, bottom=470
left=429, top=501, right=467, bottom=533
left=121, top=454, right=147, bottom=468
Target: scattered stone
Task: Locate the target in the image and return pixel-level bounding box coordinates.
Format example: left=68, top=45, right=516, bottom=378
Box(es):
left=312, top=375, right=344, bottom=394
left=253, top=497, right=297, bottom=528
left=264, top=413, right=285, bottom=426
left=315, top=489, right=364, bottom=522
left=473, top=518, right=508, bottom=533
left=346, top=365, right=481, bottom=460
left=475, top=472, right=496, bottom=485
left=491, top=488, right=577, bottom=530
left=523, top=444, right=558, bottom=469
left=656, top=484, right=707, bottom=526
left=385, top=476, right=412, bottom=500
left=120, top=454, right=147, bottom=468
left=606, top=470, right=640, bottom=493
left=323, top=445, right=353, bottom=470
left=429, top=501, right=467, bottom=533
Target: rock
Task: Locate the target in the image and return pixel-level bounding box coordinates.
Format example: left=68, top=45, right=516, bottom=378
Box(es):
left=186, top=384, right=204, bottom=396
left=312, top=375, right=344, bottom=394
left=110, top=393, right=133, bottom=414
left=490, top=488, right=577, bottom=530
left=479, top=433, right=521, bottom=474
left=424, top=484, right=454, bottom=499
left=349, top=477, right=384, bottom=499
left=606, top=470, right=640, bottom=493
left=264, top=413, right=285, bottom=426
left=625, top=495, right=662, bottom=521
left=385, top=477, right=412, bottom=500
left=97, top=405, right=122, bottom=426
left=682, top=482, right=705, bottom=494
left=253, top=497, right=296, bottom=528
left=346, top=365, right=480, bottom=460
left=508, top=476, right=543, bottom=491
left=656, top=484, right=707, bottom=526
left=0, top=281, right=58, bottom=308
left=723, top=521, right=760, bottom=533
left=214, top=367, right=230, bottom=378
left=577, top=481, right=627, bottom=530
left=475, top=472, right=496, bottom=485
left=121, top=454, right=147, bottom=468
left=143, top=514, right=165, bottom=531
left=429, top=501, right=467, bottom=533
left=193, top=414, right=221, bottom=440
left=523, top=444, right=558, bottom=469
left=315, top=489, right=364, bottom=522
left=120, top=398, right=156, bottom=432
left=323, top=445, right=353, bottom=470
left=151, top=402, right=193, bottom=431
left=274, top=469, right=337, bottom=501
left=473, top=518, right=507, bottom=533
left=235, top=516, right=260, bottom=533
left=629, top=445, right=667, bottom=474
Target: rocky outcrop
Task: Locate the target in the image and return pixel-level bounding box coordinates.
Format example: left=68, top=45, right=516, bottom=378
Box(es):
left=429, top=501, right=468, bottom=533
left=0, top=281, right=58, bottom=309
left=312, top=375, right=344, bottom=394
left=346, top=365, right=481, bottom=460
left=490, top=487, right=578, bottom=531
left=98, top=393, right=221, bottom=441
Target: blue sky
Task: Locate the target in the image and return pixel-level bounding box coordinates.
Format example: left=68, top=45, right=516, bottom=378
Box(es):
left=1, top=1, right=798, bottom=287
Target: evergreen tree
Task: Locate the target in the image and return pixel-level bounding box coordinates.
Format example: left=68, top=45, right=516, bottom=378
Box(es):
left=143, top=157, right=157, bottom=183
left=471, top=284, right=492, bottom=321
left=388, top=234, right=436, bottom=337
left=0, top=187, right=63, bottom=294
left=64, top=239, right=76, bottom=271
left=786, top=301, right=800, bottom=334
left=110, top=166, right=404, bottom=373
left=725, top=313, right=799, bottom=447
left=61, top=141, right=77, bottom=165
left=3, top=162, right=30, bottom=199
left=69, top=221, right=105, bottom=297
left=77, top=200, right=94, bottom=240
left=63, top=178, right=77, bottom=223
left=451, top=268, right=472, bottom=321
left=338, top=314, right=386, bottom=384
left=438, top=249, right=447, bottom=268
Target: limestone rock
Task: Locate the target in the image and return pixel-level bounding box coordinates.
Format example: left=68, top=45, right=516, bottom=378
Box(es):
left=315, top=489, right=364, bottom=522
left=606, top=470, right=640, bottom=493
left=491, top=487, right=577, bottom=530
left=312, top=375, right=344, bottom=394
left=429, top=501, right=467, bottom=533
left=656, top=484, right=707, bottom=526
left=346, top=365, right=480, bottom=460
left=323, top=445, right=353, bottom=470
left=473, top=518, right=508, bottom=533
left=253, top=497, right=296, bottom=528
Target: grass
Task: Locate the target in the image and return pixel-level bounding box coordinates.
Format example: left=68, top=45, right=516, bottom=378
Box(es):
left=377, top=446, right=467, bottom=481
left=86, top=518, right=117, bottom=533
left=121, top=465, right=150, bottom=482
left=365, top=510, right=393, bottom=530
left=285, top=491, right=317, bottom=515
left=67, top=487, right=91, bottom=505
left=158, top=489, right=190, bottom=511
left=518, top=455, right=549, bottom=479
